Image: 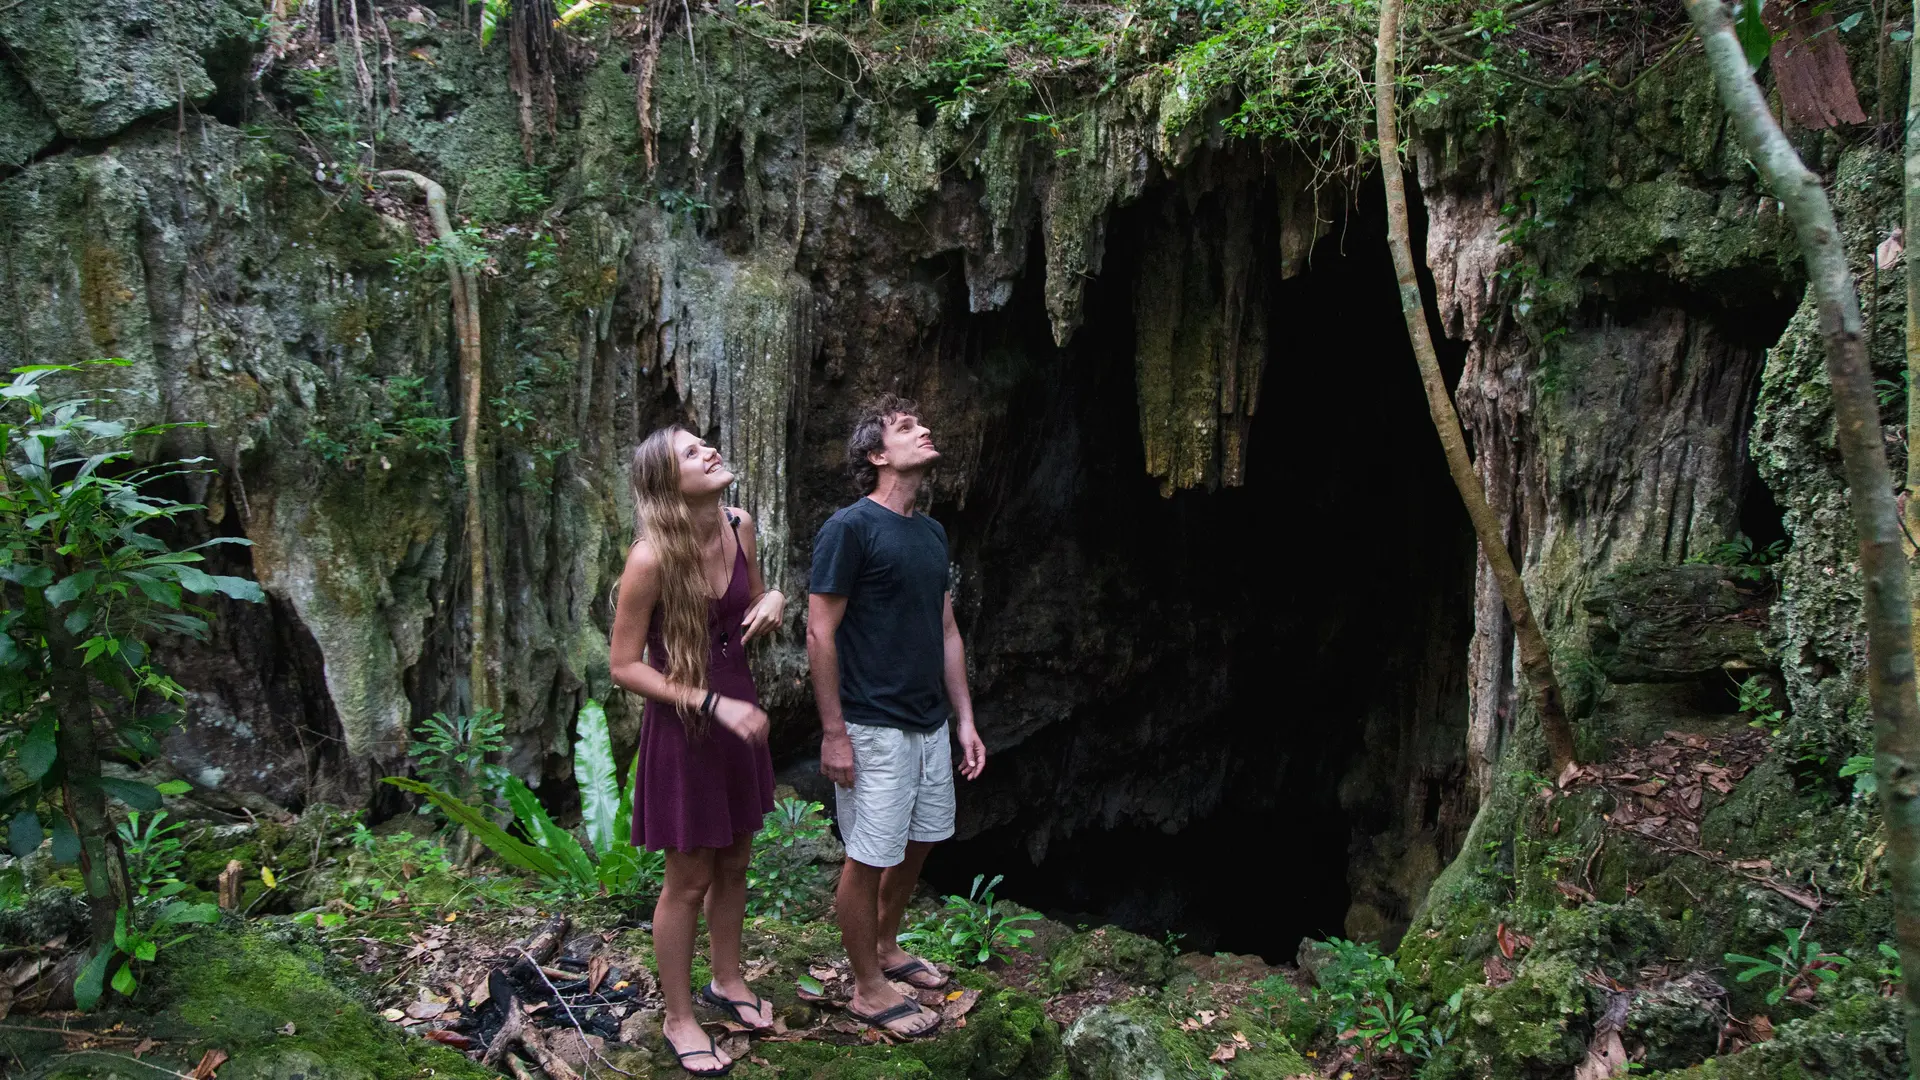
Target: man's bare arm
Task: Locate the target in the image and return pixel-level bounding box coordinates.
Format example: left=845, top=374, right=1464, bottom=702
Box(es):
left=808, top=593, right=855, bottom=786
left=942, top=593, right=985, bottom=780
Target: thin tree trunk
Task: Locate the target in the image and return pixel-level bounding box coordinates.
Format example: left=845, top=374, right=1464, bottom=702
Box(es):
left=48, top=627, right=118, bottom=949
left=378, top=170, right=492, bottom=713
left=1685, top=0, right=1920, bottom=1066
left=1374, top=0, right=1577, bottom=776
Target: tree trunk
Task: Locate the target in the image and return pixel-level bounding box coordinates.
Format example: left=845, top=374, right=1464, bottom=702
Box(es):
left=378, top=170, right=492, bottom=713
left=1685, top=0, right=1920, bottom=1066
left=49, top=627, right=118, bottom=949
left=1374, top=0, right=1577, bottom=776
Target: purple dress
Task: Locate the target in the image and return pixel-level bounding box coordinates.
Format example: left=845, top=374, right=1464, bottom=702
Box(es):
left=630, top=533, right=776, bottom=852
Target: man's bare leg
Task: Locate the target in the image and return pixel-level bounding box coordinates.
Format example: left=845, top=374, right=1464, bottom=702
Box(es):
left=839, top=856, right=938, bottom=1035
left=874, top=840, right=946, bottom=987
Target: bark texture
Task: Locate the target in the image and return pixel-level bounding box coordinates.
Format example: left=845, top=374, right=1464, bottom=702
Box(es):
left=1685, top=0, right=1920, bottom=1063
left=1375, top=0, right=1577, bottom=776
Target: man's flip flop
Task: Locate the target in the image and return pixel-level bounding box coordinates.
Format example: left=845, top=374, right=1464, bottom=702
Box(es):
left=664, top=1028, right=733, bottom=1077
left=700, top=983, right=775, bottom=1031
left=882, top=958, right=950, bottom=990
left=848, top=999, right=941, bottom=1039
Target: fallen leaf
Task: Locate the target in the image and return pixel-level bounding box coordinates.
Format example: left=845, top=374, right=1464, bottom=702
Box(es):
left=945, top=989, right=965, bottom=1001
left=809, top=964, right=841, bottom=982
left=424, top=1030, right=473, bottom=1049
left=942, top=988, right=981, bottom=1022
left=260, top=867, right=278, bottom=889
left=278, top=1022, right=296, bottom=1036
left=796, top=975, right=826, bottom=1000
left=1196, top=1009, right=1217, bottom=1027
left=444, top=912, right=458, bottom=923
left=1629, top=781, right=1664, bottom=797
left=404, top=1001, right=447, bottom=1020
left=382, top=1008, right=406, bottom=1022
left=1209, top=1043, right=1237, bottom=1063
left=190, top=1049, right=230, bottom=1080
left=1484, top=953, right=1513, bottom=988
left=1557, top=761, right=1583, bottom=788
left=613, top=980, right=630, bottom=991
left=1496, top=923, right=1518, bottom=959
left=588, top=955, right=611, bottom=995
left=1750, top=1015, right=1775, bottom=1042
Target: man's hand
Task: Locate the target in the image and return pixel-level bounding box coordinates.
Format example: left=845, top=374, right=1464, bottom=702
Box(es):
left=956, top=723, right=986, bottom=780
left=820, top=730, right=855, bottom=787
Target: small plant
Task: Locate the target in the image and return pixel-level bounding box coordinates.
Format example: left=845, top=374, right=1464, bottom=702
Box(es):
left=75, top=899, right=219, bottom=1010
left=1839, top=754, right=1876, bottom=798
left=899, top=873, right=1042, bottom=966
left=1354, top=991, right=1428, bottom=1058
left=117, top=810, right=187, bottom=899
left=747, top=798, right=831, bottom=918
left=1734, top=675, right=1786, bottom=735
left=1686, top=534, right=1787, bottom=582
left=1313, top=936, right=1398, bottom=1034
left=1876, top=942, right=1902, bottom=993
left=1725, top=927, right=1852, bottom=1005
left=409, top=709, right=510, bottom=807
left=1413, top=989, right=1464, bottom=1060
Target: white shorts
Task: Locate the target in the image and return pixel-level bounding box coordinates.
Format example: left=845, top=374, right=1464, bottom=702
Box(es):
left=834, top=722, right=956, bottom=868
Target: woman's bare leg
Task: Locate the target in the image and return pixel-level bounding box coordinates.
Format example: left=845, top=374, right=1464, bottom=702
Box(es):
left=703, top=830, right=772, bottom=1026
left=656, top=848, right=729, bottom=1068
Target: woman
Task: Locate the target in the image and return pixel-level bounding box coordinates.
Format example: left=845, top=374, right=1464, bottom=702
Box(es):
left=611, top=426, right=786, bottom=1077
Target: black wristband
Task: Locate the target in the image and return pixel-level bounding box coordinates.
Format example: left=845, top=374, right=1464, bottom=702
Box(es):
left=700, top=690, right=718, bottom=716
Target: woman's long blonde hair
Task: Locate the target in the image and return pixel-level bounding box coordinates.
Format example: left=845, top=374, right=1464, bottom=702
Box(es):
left=632, top=426, right=717, bottom=734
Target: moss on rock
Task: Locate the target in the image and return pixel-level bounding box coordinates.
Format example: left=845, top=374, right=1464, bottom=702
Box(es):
left=1046, top=926, right=1174, bottom=992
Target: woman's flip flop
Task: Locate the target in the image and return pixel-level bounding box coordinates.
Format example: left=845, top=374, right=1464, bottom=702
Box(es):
left=848, top=999, right=941, bottom=1039
left=882, top=958, right=950, bottom=990
left=664, top=1027, right=733, bottom=1077
left=700, top=983, right=775, bottom=1031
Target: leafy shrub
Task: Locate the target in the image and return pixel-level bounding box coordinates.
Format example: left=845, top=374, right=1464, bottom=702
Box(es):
left=410, top=708, right=510, bottom=806
left=900, top=873, right=1041, bottom=966
left=747, top=798, right=831, bottom=918
left=385, top=700, right=661, bottom=899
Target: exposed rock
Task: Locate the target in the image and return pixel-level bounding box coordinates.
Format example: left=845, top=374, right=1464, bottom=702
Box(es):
left=0, top=0, right=261, bottom=141
left=1046, top=927, right=1173, bottom=992
left=1063, top=1005, right=1172, bottom=1080
left=1584, top=564, right=1770, bottom=683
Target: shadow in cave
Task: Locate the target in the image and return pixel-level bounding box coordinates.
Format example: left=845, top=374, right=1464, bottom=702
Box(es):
left=915, top=170, right=1479, bottom=964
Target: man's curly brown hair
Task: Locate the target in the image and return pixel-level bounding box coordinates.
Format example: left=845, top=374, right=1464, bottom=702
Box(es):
left=847, top=393, right=921, bottom=495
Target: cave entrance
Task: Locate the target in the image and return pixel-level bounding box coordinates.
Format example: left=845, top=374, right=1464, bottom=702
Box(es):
left=915, top=166, right=1481, bottom=964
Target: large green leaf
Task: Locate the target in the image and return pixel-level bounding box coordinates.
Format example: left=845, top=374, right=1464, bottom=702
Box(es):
left=94, top=777, right=161, bottom=811
left=73, top=947, right=113, bottom=1012
left=6, top=811, right=41, bottom=857
left=573, top=700, right=620, bottom=856
left=503, top=776, right=597, bottom=886
left=614, top=751, right=637, bottom=859
left=1734, top=0, right=1773, bottom=73
left=381, top=777, right=566, bottom=880
left=18, top=717, right=56, bottom=780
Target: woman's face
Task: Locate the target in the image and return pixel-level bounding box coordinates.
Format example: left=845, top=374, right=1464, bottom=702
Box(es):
left=672, top=429, right=733, bottom=497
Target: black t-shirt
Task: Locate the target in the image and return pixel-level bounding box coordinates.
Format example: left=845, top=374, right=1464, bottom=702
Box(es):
left=809, top=498, right=951, bottom=733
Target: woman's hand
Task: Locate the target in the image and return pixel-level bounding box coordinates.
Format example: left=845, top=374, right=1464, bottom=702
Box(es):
left=740, top=588, right=785, bottom=644
left=712, top=696, right=770, bottom=745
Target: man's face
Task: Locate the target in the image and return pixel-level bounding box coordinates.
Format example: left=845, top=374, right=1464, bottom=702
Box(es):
left=870, top=411, right=939, bottom=475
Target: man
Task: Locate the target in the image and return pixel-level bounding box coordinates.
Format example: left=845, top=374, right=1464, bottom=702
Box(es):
left=807, top=394, right=987, bottom=1039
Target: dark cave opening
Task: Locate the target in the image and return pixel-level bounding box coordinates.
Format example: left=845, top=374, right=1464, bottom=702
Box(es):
left=909, top=169, right=1479, bottom=963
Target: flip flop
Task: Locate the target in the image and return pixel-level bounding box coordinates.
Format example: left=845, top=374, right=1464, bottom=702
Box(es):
left=848, top=998, right=941, bottom=1039
left=700, top=983, right=775, bottom=1031
left=664, top=1027, right=733, bottom=1077
left=882, top=957, right=950, bottom=990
